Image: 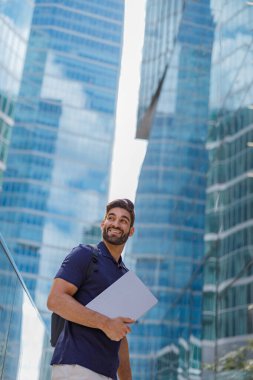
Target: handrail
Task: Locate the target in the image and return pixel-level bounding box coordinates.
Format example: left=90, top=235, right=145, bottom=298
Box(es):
left=0, top=233, right=46, bottom=323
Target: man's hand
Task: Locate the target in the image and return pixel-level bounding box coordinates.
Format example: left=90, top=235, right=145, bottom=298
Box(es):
left=102, top=317, right=135, bottom=341
left=47, top=278, right=135, bottom=340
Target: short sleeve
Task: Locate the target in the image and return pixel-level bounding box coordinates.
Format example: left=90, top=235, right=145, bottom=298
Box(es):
left=55, top=245, right=92, bottom=288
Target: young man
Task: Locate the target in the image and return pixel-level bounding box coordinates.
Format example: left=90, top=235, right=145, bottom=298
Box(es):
left=47, top=198, right=135, bottom=380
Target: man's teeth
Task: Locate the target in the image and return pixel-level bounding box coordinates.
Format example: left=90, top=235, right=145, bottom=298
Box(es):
left=109, top=228, right=121, bottom=233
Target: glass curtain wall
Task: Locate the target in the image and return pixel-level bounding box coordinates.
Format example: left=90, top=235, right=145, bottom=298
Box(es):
left=0, top=0, right=34, bottom=187
left=0, top=0, right=124, bottom=325
left=156, top=264, right=203, bottom=380
left=202, top=1, right=253, bottom=379
left=0, top=234, right=51, bottom=380
left=125, top=0, right=214, bottom=379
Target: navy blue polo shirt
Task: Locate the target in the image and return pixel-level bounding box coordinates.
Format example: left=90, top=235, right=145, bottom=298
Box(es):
left=50, top=241, right=128, bottom=379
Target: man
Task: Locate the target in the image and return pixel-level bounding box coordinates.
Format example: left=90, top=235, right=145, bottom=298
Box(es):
left=47, top=198, right=135, bottom=380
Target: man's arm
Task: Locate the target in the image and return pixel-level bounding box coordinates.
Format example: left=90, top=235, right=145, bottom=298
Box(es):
left=47, top=278, right=134, bottom=341
left=118, top=337, right=132, bottom=380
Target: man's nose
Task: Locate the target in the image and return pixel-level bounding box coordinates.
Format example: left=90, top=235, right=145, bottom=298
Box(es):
left=111, top=219, right=120, bottom=228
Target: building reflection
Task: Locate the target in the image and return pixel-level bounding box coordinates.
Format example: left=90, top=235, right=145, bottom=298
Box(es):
left=0, top=235, right=51, bottom=379
left=0, top=0, right=125, bottom=329
left=126, top=0, right=253, bottom=379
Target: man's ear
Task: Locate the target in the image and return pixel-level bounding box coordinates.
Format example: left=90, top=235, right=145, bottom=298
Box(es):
left=129, top=226, right=135, bottom=237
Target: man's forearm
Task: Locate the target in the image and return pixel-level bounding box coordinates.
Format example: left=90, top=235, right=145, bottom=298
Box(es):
left=118, top=337, right=132, bottom=380
left=48, top=289, right=109, bottom=329
left=47, top=286, right=134, bottom=341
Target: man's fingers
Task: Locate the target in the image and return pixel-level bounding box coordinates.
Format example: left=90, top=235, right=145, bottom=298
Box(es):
left=104, top=317, right=136, bottom=341
left=120, top=317, right=135, bottom=324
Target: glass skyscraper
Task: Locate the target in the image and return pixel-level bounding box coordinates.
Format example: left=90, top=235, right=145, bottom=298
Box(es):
left=0, top=0, right=124, bottom=324
left=202, top=2, right=253, bottom=379
left=127, top=1, right=253, bottom=379
left=0, top=0, right=34, bottom=187
left=126, top=1, right=214, bottom=378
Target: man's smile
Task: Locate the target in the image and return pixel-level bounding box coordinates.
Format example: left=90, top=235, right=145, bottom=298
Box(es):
left=107, top=228, right=122, bottom=235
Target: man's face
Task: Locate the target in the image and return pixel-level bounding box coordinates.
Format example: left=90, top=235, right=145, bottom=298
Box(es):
left=101, top=207, right=134, bottom=246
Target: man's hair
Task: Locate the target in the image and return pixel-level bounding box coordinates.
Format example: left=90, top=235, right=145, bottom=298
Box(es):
left=105, top=198, right=135, bottom=227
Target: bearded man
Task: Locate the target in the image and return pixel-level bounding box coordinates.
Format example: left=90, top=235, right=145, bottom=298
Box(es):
left=47, top=199, right=135, bottom=380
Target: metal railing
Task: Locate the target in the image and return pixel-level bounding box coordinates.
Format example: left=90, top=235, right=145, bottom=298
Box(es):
left=0, top=233, right=52, bottom=380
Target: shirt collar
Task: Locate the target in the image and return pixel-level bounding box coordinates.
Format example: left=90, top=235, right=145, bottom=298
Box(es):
left=98, top=241, right=123, bottom=265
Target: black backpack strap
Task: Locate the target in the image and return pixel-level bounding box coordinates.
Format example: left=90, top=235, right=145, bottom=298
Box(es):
left=50, top=312, right=66, bottom=347
left=86, top=244, right=99, bottom=277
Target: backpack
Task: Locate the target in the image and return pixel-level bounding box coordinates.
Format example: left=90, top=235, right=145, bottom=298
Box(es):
left=50, top=244, right=99, bottom=347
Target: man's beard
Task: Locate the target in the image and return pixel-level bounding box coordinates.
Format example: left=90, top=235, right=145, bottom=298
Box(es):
left=102, top=227, right=130, bottom=245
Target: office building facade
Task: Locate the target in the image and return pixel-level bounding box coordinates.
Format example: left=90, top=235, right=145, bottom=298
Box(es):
left=0, top=0, right=124, bottom=324
left=202, top=1, right=253, bottom=379
left=126, top=0, right=214, bottom=378
left=0, top=0, right=34, bottom=187
left=127, top=0, right=253, bottom=379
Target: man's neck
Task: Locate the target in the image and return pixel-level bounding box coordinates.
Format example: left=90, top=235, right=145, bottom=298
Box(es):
left=103, top=240, right=124, bottom=262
